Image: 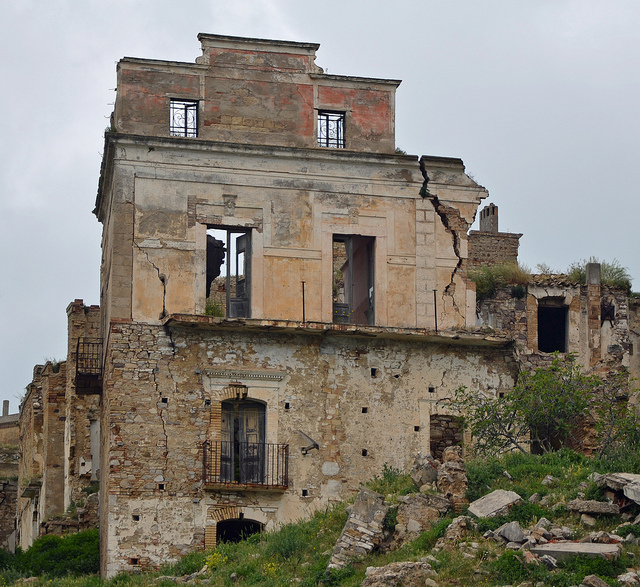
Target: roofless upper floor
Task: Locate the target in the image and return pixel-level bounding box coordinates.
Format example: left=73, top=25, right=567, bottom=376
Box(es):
left=112, top=34, right=401, bottom=154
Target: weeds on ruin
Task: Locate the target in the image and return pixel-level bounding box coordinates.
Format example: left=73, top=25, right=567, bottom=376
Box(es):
left=468, top=262, right=531, bottom=301
left=567, top=257, right=632, bottom=292
left=365, top=463, right=417, bottom=497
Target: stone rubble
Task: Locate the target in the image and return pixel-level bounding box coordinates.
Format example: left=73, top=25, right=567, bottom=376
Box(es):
left=327, top=488, right=388, bottom=570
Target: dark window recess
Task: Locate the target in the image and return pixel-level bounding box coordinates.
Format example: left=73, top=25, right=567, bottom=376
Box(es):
left=132, top=515, right=140, bottom=522
left=317, top=110, right=345, bottom=148
left=333, top=235, right=375, bottom=325
left=204, top=399, right=211, bottom=406
left=538, top=297, right=568, bottom=353
left=129, top=558, right=140, bottom=566
left=361, top=449, right=368, bottom=456
left=370, top=368, right=378, bottom=378
left=284, top=402, right=290, bottom=410
left=414, top=426, right=420, bottom=432
left=428, top=386, right=435, bottom=393
left=301, top=489, right=309, bottom=497
left=161, top=397, right=168, bottom=404
left=498, top=392, right=505, bottom=398
left=157, top=483, right=165, bottom=491
left=206, top=228, right=251, bottom=318
left=361, top=407, right=368, bottom=414
left=170, top=99, right=198, bottom=137
left=217, top=518, right=263, bottom=543
left=75, top=338, right=103, bottom=395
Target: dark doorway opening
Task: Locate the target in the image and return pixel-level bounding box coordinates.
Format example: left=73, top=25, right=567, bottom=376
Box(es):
left=429, top=414, right=463, bottom=461
left=217, top=518, right=263, bottom=543
left=538, top=298, right=568, bottom=353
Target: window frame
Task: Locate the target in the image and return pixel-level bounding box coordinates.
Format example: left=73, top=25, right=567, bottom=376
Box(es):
left=170, top=99, right=198, bottom=137
left=317, top=110, right=346, bottom=148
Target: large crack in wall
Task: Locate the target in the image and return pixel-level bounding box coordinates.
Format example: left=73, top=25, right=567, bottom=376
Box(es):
left=419, top=160, right=468, bottom=322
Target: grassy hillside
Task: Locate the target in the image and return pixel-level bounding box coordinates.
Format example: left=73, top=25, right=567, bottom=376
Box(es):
left=4, top=448, right=640, bottom=586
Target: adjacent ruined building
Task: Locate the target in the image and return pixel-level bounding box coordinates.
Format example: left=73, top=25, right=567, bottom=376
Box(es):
left=12, top=33, right=639, bottom=576
left=17, top=301, right=101, bottom=551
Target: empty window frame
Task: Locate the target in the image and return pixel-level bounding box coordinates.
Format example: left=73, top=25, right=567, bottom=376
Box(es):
left=206, top=228, right=251, bottom=318
left=317, top=111, right=345, bottom=148
left=537, top=297, right=568, bottom=353
left=333, top=235, right=374, bottom=325
left=170, top=99, right=198, bottom=137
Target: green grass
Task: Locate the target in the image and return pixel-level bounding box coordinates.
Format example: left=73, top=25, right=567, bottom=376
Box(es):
left=6, top=452, right=640, bottom=586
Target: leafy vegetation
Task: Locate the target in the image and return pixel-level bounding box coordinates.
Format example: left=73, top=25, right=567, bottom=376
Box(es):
left=452, top=354, right=639, bottom=458
left=4, top=455, right=640, bottom=586
left=567, top=257, right=633, bottom=292
left=468, top=262, right=531, bottom=301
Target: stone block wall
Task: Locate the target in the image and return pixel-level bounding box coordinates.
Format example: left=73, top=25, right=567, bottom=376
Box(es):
left=99, top=317, right=516, bottom=575
left=467, top=231, right=522, bottom=270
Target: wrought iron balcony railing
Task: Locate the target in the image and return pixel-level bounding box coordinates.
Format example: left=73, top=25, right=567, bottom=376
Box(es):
left=202, top=440, right=288, bottom=489
left=75, top=338, right=103, bottom=395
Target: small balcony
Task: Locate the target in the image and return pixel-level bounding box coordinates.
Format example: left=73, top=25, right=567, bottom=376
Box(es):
left=202, top=441, right=289, bottom=490
left=75, top=338, right=103, bottom=395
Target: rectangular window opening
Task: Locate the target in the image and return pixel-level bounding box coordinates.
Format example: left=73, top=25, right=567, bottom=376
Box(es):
left=370, top=368, right=378, bottom=378
left=333, top=235, right=375, bottom=325
left=361, top=449, right=368, bottom=457
left=538, top=297, right=568, bottom=353
left=170, top=99, right=198, bottom=137
left=361, top=407, right=368, bottom=414
left=206, top=228, right=251, bottom=318
left=317, top=111, right=345, bottom=148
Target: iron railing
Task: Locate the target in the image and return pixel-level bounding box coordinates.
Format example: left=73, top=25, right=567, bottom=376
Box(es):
left=202, top=441, right=289, bottom=489
left=75, top=338, right=103, bottom=394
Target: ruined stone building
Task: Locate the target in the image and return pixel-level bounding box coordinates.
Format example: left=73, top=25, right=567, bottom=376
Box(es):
left=91, top=33, right=521, bottom=576
left=12, top=33, right=639, bottom=575
left=16, top=301, right=101, bottom=551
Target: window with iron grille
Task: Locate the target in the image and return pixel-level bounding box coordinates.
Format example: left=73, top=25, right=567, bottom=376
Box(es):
left=170, top=99, right=198, bottom=137
left=317, top=111, right=345, bottom=148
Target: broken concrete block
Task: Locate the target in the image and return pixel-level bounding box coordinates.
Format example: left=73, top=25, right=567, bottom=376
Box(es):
left=529, top=542, right=621, bottom=561
left=624, top=483, right=640, bottom=504
left=617, top=572, right=640, bottom=585
left=468, top=489, right=522, bottom=518
left=567, top=499, right=619, bottom=515
left=581, top=514, right=596, bottom=527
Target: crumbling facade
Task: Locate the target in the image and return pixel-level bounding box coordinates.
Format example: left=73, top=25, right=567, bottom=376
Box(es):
left=13, top=32, right=638, bottom=576
left=16, top=301, right=101, bottom=551
left=92, top=34, right=520, bottom=576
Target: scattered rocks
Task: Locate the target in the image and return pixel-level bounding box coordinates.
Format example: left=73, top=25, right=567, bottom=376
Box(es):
left=361, top=561, right=437, bottom=587
left=468, top=489, right=522, bottom=518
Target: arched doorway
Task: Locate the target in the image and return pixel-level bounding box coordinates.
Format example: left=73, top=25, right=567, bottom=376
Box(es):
left=217, top=517, right=263, bottom=543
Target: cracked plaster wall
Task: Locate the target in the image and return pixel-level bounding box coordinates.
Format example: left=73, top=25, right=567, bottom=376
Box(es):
left=99, top=321, right=515, bottom=575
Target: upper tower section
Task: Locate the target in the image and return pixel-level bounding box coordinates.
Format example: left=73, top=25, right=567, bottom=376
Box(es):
left=112, top=34, right=400, bottom=153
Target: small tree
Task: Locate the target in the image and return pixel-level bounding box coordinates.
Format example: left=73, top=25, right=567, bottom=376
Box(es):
left=452, top=354, right=637, bottom=457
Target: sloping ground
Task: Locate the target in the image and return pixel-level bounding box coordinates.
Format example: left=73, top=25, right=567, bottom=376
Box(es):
left=4, top=448, right=640, bottom=586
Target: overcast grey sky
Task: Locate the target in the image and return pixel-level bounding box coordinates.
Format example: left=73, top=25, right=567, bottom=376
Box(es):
left=1, top=0, right=638, bottom=413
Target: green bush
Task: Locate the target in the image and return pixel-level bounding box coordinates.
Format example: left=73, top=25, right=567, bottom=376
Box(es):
left=366, top=463, right=417, bottom=496
left=567, top=258, right=632, bottom=292
left=17, top=529, right=99, bottom=577
left=468, top=262, right=531, bottom=301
